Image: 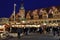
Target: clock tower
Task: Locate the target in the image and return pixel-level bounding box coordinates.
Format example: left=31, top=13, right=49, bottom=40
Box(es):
left=19, top=0, right=25, bottom=20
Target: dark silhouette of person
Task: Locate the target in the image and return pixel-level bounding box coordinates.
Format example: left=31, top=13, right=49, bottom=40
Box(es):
left=46, top=27, right=51, bottom=33
left=52, top=26, right=58, bottom=36
left=24, top=27, right=29, bottom=35
left=17, top=28, right=22, bottom=39
left=39, top=27, right=43, bottom=34
left=57, top=26, right=60, bottom=36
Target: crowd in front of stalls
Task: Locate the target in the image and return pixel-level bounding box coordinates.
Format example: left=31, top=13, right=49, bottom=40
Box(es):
left=3, top=23, right=60, bottom=39
left=0, top=22, right=60, bottom=39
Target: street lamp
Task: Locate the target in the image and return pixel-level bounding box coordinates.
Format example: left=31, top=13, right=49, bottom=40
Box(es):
left=10, top=3, right=16, bottom=32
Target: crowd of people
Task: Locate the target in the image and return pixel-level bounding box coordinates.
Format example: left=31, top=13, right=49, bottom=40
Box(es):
left=1, top=25, right=60, bottom=39
left=6, top=25, right=60, bottom=39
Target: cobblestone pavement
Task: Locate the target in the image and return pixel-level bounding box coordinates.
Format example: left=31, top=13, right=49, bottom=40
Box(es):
left=0, top=33, right=60, bottom=40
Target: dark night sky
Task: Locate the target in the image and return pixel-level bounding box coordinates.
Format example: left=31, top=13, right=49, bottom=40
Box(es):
left=0, top=0, right=60, bottom=18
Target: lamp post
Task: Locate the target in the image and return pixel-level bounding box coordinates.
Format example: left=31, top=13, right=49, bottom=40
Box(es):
left=14, top=3, right=16, bottom=23
left=10, top=3, right=16, bottom=32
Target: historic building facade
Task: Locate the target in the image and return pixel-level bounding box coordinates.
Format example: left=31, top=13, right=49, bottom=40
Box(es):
left=0, top=17, right=9, bottom=24
left=9, top=0, right=60, bottom=27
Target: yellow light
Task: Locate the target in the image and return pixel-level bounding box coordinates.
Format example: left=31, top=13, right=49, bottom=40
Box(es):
left=22, top=21, right=26, bottom=23
left=43, top=23, right=46, bottom=25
